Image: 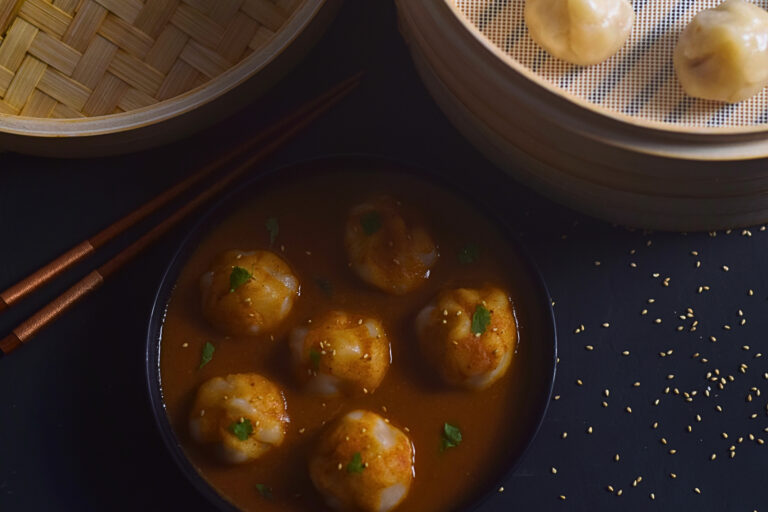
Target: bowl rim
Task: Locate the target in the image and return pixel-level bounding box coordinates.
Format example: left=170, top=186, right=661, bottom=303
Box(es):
left=144, top=154, right=558, bottom=512
left=0, top=0, right=328, bottom=139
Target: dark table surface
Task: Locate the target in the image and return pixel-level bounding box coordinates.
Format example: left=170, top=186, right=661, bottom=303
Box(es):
left=2, top=2, right=767, bottom=511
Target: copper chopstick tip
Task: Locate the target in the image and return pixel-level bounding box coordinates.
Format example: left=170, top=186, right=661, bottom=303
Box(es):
left=0, top=333, right=21, bottom=356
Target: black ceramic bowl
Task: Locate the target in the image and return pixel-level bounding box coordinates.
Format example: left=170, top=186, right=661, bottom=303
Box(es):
left=145, top=155, right=557, bottom=512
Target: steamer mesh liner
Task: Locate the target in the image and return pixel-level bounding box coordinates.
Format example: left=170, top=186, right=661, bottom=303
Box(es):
left=453, top=0, right=768, bottom=129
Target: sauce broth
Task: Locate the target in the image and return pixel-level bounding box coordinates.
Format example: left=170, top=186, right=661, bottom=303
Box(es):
left=159, top=166, right=551, bottom=512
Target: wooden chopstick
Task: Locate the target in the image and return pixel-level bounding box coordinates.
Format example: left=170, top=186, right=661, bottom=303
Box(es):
left=0, top=73, right=362, bottom=356
left=0, top=72, right=362, bottom=316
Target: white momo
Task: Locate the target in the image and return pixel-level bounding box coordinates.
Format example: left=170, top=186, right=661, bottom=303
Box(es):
left=675, top=0, right=768, bottom=103
left=524, top=0, right=634, bottom=66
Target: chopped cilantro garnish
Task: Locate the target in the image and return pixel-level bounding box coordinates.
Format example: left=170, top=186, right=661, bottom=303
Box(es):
left=360, top=211, right=382, bottom=235
left=458, top=243, right=479, bottom=264
left=315, top=277, right=333, bottom=296
left=265, top=217, right=279, bottom=246
left=309, top=348, right=321, bottom=370
left=255, top=484, right=273, bottom=500
left=229, top=419, right=253, bottom=441
left=198, top=341, right=215, bottom=369
left=229, top=266, right=253, bottom=293
left=471, top=304, right=491, bottom=336
left=441, top=422, right=463, bottom=451
left=347, top=452, right=365, bottom=473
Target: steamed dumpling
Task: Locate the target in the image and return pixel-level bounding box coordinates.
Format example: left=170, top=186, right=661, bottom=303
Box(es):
left=525, top=0, right=634, bottom=65
left=290, top=310, right=392, bottom=396
left=674, top=0, right=768, bottom=103
left=309, top=410, right=414, bottom=512
left=200, top=250, right=299, bottom=336
left=416, top=286, right=518, bottom=390
left=345, top=196, right=437, bottom=295
left=189, top=373, right=289, bottom=464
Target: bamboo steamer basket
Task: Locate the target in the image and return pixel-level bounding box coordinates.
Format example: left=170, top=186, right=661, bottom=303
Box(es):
left=0, top=0, right=340, bottom=157
left=396, top=0, right=768, bottom=231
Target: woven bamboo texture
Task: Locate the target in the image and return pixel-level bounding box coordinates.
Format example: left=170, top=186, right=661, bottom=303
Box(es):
left=0, top=0, right=304, bottom=118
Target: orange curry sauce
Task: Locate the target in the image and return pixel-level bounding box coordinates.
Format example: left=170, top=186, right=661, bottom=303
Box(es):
left=159, top=167, right=550, bottom=512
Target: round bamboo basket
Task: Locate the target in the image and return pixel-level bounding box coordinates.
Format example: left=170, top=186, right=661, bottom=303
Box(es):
left=396, top=0, right=768, bottom=231
left=0, top=0, right=340, bottom=157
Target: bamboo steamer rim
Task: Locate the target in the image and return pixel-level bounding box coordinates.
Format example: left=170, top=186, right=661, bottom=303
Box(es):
left=0, top=0, right=326, bottom=139
left=443, top=1, right=768, bottom=138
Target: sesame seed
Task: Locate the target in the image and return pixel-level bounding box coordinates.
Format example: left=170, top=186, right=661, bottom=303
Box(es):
left=650, top=493, right=655, bottom=500
left=576, top=379, right=583, bottom=386
left=561, top=432, right=568, bottom=439
left=587, top=426, right=593, bottom=434
left=498, top=487, right=504, bottom=493
left=585, top=345, right=594, bottom=351
left=559, top=495, right=566, bottom=501
left=625, top=406, right=632, bottom=413
left=614, top=453, right=620, bottom=462
left=722, top=265, right=729, bottom=272
left=602, top=322, right=610, bottom=328
left=551, top=467, right=557, bottom=474
left=694, top=488, right=701, bottom=495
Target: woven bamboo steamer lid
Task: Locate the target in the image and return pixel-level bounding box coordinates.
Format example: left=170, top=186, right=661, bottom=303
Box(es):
left=0, top=0, right=340, bottom=157
left=396, top=0, right=768, bottom=230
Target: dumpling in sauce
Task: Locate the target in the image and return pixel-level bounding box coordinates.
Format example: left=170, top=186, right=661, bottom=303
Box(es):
left=416, top=286, right=517, bottom=390
left=290, top=311, right=391, bottom=396
left=309, top=410, right=414, bottom=512
left=675, top=0, right=768, bottom=103
left=200, top=250, right=299, bottom=336
left=345, top=196, right=437, bottom=295
left=189, top=373, right=289, bottom=464
left=525, top=0, right=634, bottom=65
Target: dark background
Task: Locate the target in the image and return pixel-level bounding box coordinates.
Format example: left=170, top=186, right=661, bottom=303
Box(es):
left=2, top=1, right=767, bottom=510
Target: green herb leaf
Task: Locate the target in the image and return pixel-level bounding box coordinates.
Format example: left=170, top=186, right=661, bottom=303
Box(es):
left=347, top=452, right=365, bottom=473
left=255, top=484, right=273, bottom=500
left=229, top=419, right=254, bottom=441
left=199, top=341, right=215, bottom=369
left=315, top=277, right=333, bottom=297
left=266, top=217, right=279, bottom=246
left=229, top=266, right=253, bottom=293
left=360, top=211, right=382, bottom=235
left=309, top=348, right=321, bottom=370
left=458, top=243, right=479, bottom=264
left=471, top=304, right=491, bottom=336
left=441, top=422, right=463, bottom=451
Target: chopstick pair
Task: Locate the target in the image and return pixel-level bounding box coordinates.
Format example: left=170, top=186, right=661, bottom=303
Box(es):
left=0, top=72, right=363, bottom=357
